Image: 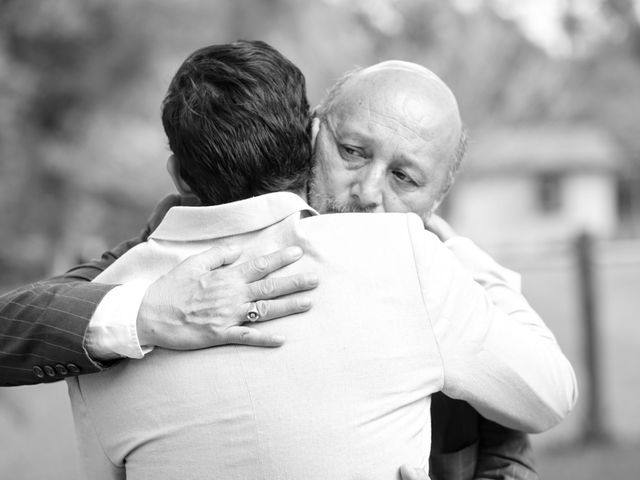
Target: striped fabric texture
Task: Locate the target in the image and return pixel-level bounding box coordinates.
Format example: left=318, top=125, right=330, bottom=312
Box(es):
left=0, top=234, right=147, bottom=386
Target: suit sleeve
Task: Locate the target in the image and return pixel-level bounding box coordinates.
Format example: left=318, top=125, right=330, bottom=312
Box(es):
left=0, top=194, right=182, bottom=387
left=444, top=237, right=539, bottom=480
left=474, top=415, right=538, bottom=480
left=407, top=215, right=578, bottom=433
left=0, top=232, right=149, bottom=387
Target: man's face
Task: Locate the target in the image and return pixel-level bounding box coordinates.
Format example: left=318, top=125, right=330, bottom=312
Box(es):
left=308, top=67, right=461, bottom=223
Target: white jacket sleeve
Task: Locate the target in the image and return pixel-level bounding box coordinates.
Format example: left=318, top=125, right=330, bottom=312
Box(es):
left=408, top=217, right=578, bottom=433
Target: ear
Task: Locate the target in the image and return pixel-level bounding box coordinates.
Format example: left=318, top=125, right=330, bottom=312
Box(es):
left=311, top=116, right=321, bottom=151
left=166, top=155, right=193, bottom=197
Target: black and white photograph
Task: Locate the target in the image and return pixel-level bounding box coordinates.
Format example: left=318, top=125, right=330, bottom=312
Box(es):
left=1, top=1, right=639, bottom=479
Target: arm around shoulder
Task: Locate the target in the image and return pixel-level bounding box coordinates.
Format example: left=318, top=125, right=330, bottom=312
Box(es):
left=0, top=195, right=179, bottom=386
left=0, top=195, right=180, bottom=386
left=0, top=278, right=116, bottom=386
left=407, top=215, right=578, bottom=433
left=0, top=230, right=152, bottom=386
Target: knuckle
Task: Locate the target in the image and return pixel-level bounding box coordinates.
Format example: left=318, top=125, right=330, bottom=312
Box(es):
left=303, top=273, right=319, bottom=287
left=237, top=327, right=252, bottom=340
left=255, top=300, right=269, bottom=317
left=197, top=275, right=220, bottom=293
left=257, top=279, right=276, bottom=297
left=288, top=276, right=302, bottom=289
left=288, top=273, right=317, bottom=290
left=205, top=268, right=226, bottom=285
left=205, top=322, right=221, bottom=337
left=252, top=256, right=270, bottom=274
left=196, top=278, right=208, bottom=292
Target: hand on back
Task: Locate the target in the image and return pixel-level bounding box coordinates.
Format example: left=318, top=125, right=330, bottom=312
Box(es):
left=136, top=194, right=319, bottom=350
left=424, top=214, right=457, bottom=242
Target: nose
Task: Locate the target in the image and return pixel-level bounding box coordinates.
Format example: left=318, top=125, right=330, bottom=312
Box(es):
left=350, top=165, right=385, bottom=212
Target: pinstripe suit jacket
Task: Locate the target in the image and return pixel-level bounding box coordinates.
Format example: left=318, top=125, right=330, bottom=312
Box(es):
left=0, top=231, right=149, bottom=387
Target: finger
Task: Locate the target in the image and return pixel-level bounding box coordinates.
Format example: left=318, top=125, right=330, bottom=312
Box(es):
left=248, top=273, right=319, bottom=300
left=238, top=246, right=304, bottom=282
left=399, top=465, right=429, bottom=480
left=244, top=301, right=261, bottom=323
left=245, top=295, right=312, bottom=323
left=184, top=244, right=242, bottom=271
left=224, top=326, right=285, bottom=347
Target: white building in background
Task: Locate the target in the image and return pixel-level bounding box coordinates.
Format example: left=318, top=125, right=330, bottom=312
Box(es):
left=446, top=124, right=627, bottom=245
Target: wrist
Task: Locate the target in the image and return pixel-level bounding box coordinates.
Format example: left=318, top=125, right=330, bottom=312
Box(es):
left=136, top=290, right=156, bottom=348
left=87, top=282, right=151, bottom=360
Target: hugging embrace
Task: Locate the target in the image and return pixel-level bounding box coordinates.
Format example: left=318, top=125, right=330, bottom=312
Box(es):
left=2, top=40, right=577, bottom=480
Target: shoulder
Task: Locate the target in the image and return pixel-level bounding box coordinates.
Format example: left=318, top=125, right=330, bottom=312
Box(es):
left=296, top=212, right=433, bottom=274
left=301, top=211, right=425, bottom=238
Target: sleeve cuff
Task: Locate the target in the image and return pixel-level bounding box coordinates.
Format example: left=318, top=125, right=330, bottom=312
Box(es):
left=85, top=281, right=154, bottom=360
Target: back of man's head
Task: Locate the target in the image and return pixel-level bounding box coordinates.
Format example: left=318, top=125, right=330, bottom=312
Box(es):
left=162, top=40, right=312, bottom=206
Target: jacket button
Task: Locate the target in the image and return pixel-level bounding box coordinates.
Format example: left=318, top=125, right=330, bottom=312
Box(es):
left=43, top=365, right=56, bottom=377
left=66, top=363, right=80, bottom=374
left=33, top=366, right=45, bottom=378
left=55, top=364, right=69, bottom=376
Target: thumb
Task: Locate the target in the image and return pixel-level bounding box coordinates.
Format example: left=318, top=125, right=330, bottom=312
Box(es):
left=399, top=464, right=429, bottom=480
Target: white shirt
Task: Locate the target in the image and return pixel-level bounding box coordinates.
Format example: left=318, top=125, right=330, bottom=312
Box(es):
left=69, top=192, right=577, bottom=480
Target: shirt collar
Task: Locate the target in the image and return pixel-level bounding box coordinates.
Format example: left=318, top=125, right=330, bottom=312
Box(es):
left=150, top=192, right=318, bottom=242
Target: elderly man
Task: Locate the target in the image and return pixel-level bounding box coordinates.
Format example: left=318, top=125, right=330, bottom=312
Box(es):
left=2, top=47, right=558, bottom=479
left=66, top=40, right=575, bottom=480
left=310, top=61, right=465, bottom=221
left=309, top=62, right=539, bottom=480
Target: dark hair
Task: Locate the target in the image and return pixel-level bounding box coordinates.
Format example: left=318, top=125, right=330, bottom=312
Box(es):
left=161, top=40, right=312, bottom=205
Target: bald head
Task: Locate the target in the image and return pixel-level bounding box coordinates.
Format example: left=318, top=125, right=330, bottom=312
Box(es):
left=310, top=61, right=466, bottom=221
left=358, top=60, right=460, bottom=115
left=339, top=62, right=460, bottom=153
left=319, top=61, right=460, bottom=130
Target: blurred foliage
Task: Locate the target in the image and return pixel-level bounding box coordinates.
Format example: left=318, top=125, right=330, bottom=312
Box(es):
left=0, top=0, right=639, bottom=288
left=1, top=0, right=145, bottom=136
left=0, top=0, right=150, bottom=285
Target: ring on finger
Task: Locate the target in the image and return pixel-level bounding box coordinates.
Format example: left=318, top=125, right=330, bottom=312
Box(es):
left=246, top=303, right=261, bottom=322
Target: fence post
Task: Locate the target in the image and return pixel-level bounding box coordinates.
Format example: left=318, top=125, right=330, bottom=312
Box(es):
left=575, top=231, right=609, bottom=444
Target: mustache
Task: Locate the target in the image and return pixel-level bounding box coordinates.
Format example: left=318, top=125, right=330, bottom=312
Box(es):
left=323, top=200, right=377, bottom=214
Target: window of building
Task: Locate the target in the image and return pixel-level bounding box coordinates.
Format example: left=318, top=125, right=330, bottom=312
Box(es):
left=538, top=173, right=562, bottom=213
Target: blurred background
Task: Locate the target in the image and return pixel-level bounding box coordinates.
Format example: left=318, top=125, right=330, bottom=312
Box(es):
left=1, top=0, right=639, bottom=478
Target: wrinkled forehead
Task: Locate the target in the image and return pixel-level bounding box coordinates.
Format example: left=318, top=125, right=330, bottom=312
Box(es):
left=331, top=64, right=461, bottom=138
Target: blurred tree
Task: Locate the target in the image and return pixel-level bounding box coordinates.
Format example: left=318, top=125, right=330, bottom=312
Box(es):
left=601, top=0, right=640, bottom=59
left=331, top=0, right=555, bottom=128
left=548, top=0, right=640, bottom=162
left=0, top=0, right=150, bottom=286
left=2, top=0, right=640, bottom=288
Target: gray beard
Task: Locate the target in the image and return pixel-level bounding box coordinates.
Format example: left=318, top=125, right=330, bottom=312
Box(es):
left=322, top=199, right=377, bottom=214
left=308, top=157, right=377, bottom=214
